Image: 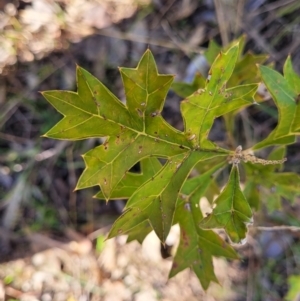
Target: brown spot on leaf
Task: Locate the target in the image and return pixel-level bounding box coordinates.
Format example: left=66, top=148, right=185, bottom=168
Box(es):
left=181, top=229, right=189, bottom=247
left=172, top=262, right=178, bottom=269
left=136, top=108, right=143, bottom=117
left=103, top=142, right=109, bottom=150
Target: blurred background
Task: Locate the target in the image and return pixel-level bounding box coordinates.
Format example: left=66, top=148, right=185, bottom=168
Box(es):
left=1, top=0, right=300, bottom=300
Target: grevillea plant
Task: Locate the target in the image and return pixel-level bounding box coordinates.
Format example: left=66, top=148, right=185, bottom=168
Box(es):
left=42, top=38, right=300, bottom=289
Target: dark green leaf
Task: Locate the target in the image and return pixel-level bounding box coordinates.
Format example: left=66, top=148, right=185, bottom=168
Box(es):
left=170, top=163, right=238, bottom=289
left=200, top=165, right=253, bottom=243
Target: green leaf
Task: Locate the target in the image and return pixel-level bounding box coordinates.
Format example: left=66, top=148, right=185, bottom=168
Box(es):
left=243, top=147, right=300, bottom=211
left=284, top=57, right=300, bottom=133
left=181, top=45, right=258, bottom=149
left=200, top=165, right=253, bottom=243
left=284, top=56, right=300, bottom=94
left=42, top=67, right=133, bottom=139
left=243, top=144, right=287, bottom=210
left=172, top=39, right=262, bottom=145
left=171, top=73, right=206, bottom=98
left=44, top=41, right=300, bottom=290
left=253, top=62, right=300, bottom=150
left=227, top=52, right=268, bottom=87
left=70, top=51, right=191, bottom=198
left=268, top=173, right=300, bottom=192
left=204, top=40, right=221, bottom=65
left=108, top=151, right=225, bottom=242
left=285, top=275, right=300, bottom=301
left=94, top=157, right=162, bottom=200
left=43, top=48, right=242, bottom=244
left=170, top=163, right=238, bottom=289
left=243, top=181, right=260, bottom=209
left=126, top=220, right=153, bottom=244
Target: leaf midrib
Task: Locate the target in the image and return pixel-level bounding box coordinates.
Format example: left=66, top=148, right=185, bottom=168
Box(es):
left=197, top=53, right=234, bottom=142
left=262, top=68, right=297, bottom=136
left=47, top=92, right=192, bottom=149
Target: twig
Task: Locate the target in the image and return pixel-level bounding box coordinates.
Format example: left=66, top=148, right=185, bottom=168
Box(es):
left=152, top=0, right=176, bottom=28
left=240, top=22, right=279, bottom=61
left=250, top=225, right=300, bottom=232
left=0, top=132, right=29, bottom=143
left=234, top=0, right=245, bottom=37
left=96, top=28, right=205, bottom=54
left=248, top=0, right=297, bottom=17
left=161, top=20, right=190, bottom=57
left=213, top=0, right=229, bottom=46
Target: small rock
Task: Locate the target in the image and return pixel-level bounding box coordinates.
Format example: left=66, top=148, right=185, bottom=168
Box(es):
left=20, top=295, right=40, bottom=301
left=31, top=271, right=54, bottom=291
left=134, top=290, right=157, bottom=301
left=41, top=293, right=52, bottom=301
left=32, top=253, right=45, bottom=267
left=142, top=232, right=161, bottom=262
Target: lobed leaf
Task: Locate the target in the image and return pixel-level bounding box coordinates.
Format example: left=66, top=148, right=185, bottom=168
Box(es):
left=108, top=151, right=225, bottom=242
left=95, top=157, right=162, bottom=200
left=243, top=146, right=300, bottom=211
left=43, top=41, right=300, bottom=290
left=171, top=73, right=206, bottom=98
left=200, top=165, right=253, bottom=243
left=253, top=59, right=300, bottom=150
left=170, top=163, right=238, bottom=289
left=181, top=45, right=258, bottom=149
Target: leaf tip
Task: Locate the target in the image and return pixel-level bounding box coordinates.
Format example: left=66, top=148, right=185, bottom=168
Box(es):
left=232, top=42, right=240, bottom=48
left=104, top=234, right=110, bottom=242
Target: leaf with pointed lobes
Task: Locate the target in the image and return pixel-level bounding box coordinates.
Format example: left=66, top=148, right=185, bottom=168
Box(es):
left=170, top=163, right=238, bottom=289
left=44, top=49, right=197, bottom=201
left=171, top=73, right=206, bottom=98
left=108, top=151, right=228, bottom=243
left=243, top=146, right=300, bottom=211
left=94, top=157, right=162, bottom=200
left=181, top=44, right=258, bottom=150
left=200, top=165, right=253, bottom=244
left=253, top=59, right=300, bottom=150
left=126, top=220, right=153, bottom=244
left=243, top=146, right=287, bottom=210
